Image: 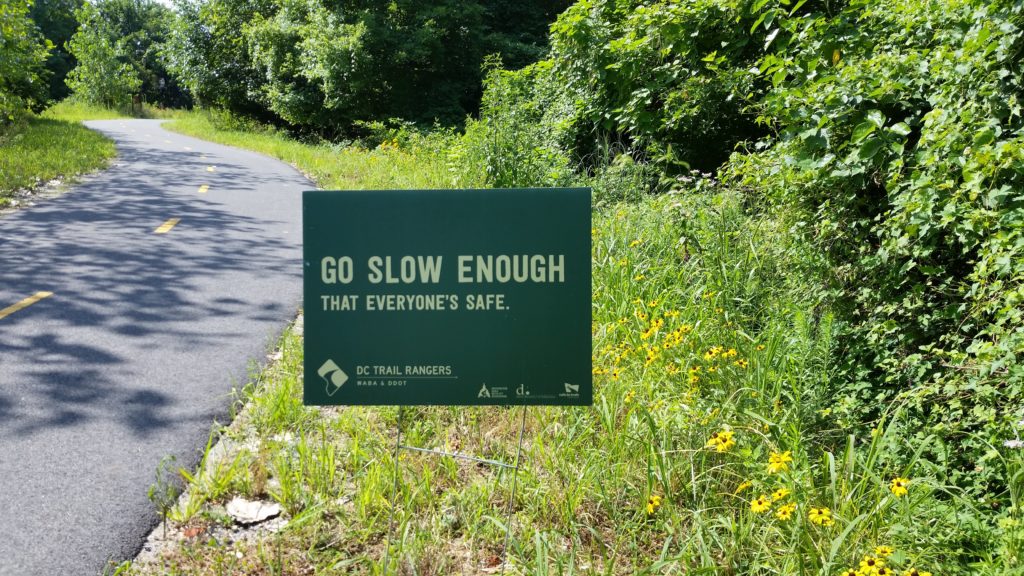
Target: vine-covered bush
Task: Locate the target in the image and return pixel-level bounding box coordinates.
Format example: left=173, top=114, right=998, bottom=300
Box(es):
left=723, top=0, right=1024, bottom=503
left=465, top=0, right=1024, bottom=513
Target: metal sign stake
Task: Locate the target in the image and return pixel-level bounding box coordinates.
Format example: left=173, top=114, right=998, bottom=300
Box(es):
left=382, top=406, right=404, bottom=576
left=500, top=405, right=529, bottom=575
left=382, top=406, right=530, bottom=575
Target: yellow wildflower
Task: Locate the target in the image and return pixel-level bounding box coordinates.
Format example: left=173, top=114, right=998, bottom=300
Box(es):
left=648, top=300, right=659, bottom=308
left=629, top=239, right=641, bottom=248
left=775, top=502, right=796, bottom=520
left=807, top=507, right=833, bottom=526
left=890, top=477, right=910, bottom=497
left=903, top=570, right=933, bottom=576
left=734, top=480, right=752, bottom=494
left=771, top=487, right=790, bottom=501
left=724, top=348, right=737, bottom=358
left=755, top=344, right=766, bottom=351
left=860, top=556, right=886, bottom=574
left=646, top=494, right=662, bottom=515
left=839, top=570, right=859, bottom=576
left=874, top=546, right=894, bottom=557
left=706, top=430, right=735, bottom=452
left=767, top=451, right=793, bottom=474
left=634, top=274, right=645, bottom=281
left=750, top=495, right=772, bottom=513
left=733, top=358, right=748, bottom=368
left=624, top=390, right=636, bottom=404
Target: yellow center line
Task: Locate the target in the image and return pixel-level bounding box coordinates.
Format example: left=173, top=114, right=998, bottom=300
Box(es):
left=198, top=184, right=209, bottom=194
left=154, top=218, right=181, bottom=234
left=0, top=291, right=54, bottom=320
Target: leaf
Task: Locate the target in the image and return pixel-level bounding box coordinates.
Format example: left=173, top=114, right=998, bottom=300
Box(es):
left=888, top=122, right=911, bottom=137
left=857, top=137, right=885, bottom=160
left=866, top=109, right=886, bottom=128
left=973, top=127, right=995, bottom=148
left=851, top=121, right=876, bottom=143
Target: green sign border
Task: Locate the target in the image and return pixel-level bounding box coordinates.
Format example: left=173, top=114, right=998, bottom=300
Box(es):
left=302, top=188, right=592, bottom=406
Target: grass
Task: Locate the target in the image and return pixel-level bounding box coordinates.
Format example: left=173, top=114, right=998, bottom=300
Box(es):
left=163, top=111, right=464, bottom=190
left=0, top=100, right=189, bottom=205
left=106, top=116, right=1020, bottom=575
left=0, top=115, right=116, bottom=203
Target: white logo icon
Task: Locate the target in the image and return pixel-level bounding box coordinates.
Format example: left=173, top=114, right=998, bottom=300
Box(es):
left=478, top=383, right=491, bottom=398
left=318, top=359, right=348, bottom=396
left=564, top=383, right=579, bottom=395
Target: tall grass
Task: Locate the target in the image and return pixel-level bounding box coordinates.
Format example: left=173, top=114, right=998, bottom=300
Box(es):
left=163, top=112, right=462, bottom=190
left=112, top=112, right=1024, bottom=575
left=0, top=115, right=116, bottom=200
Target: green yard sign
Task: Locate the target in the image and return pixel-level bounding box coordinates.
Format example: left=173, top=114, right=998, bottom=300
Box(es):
left=303, top=188, right=592, bottom=406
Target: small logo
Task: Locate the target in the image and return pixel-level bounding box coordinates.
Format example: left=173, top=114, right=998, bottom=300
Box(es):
left=318, top=359, right=348, bottom=396
left=564, top=383, right=580, bottom=395
left=478, top=383, right=491, bottom=398
left=516, top=384, right=530, bottom=397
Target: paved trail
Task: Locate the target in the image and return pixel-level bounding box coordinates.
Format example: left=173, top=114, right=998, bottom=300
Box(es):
left=0, top=119, right=312, bottom=574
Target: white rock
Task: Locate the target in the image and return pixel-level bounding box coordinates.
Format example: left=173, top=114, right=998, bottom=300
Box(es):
left=226, top=496, right=282, bottom=525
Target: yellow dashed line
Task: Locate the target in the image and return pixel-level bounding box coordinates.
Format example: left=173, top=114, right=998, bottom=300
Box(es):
left=154, top=218, right=181, bottom=234
left=198, top=185, right=209, bottom=194
left=0, top=291, right=53, bottom=320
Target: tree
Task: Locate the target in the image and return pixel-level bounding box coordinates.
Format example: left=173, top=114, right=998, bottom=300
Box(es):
left=0, top=0, right=52, bottom=120
left=65, top=1, right=141, bottom=108
left=30, top=0, right=83, bottom=102
left=92, top=0, right=189, bottom=107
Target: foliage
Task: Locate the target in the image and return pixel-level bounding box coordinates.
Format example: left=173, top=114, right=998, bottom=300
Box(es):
left=65, top=1, right=142, bottom=108
left=0, top=112, right=115, bottom=201
left=719, top=0, right=1024, bottom=507
left=0, top=0, right=52, bottom=121
left=165, top=0, right=570, bottom=135
left=90, top=0, right=189, bottom=107
left=545, top=0, right=771, bottom=174
left=30, top=0, right=83, bottom=102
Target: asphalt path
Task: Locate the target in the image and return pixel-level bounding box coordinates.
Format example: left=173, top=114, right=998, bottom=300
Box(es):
left=0, top=119, right=313, bottom=574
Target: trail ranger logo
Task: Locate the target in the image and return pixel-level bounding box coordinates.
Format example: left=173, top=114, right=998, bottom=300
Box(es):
left=317, top=359, right=348, bottom=396
left=478, top=384, right=491, bottom=398
left=564, top=383, right=580, bottom=395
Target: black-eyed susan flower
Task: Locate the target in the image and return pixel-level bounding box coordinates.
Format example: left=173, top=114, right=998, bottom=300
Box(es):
left=771, top=487, right=790, bottom=501
left=890, top=477, right=910, bottom=497
left=734, top=480, right=752, bottom=494
left=874, top=545, right=894, bottom=557
left=877, top=568, right=894, bottom=576
left=733, top=358, right=748, bottom=368
left=755, top=344, right=766, bottom=351
left=775, top=502, right=796, bottom=520
left=808, top=507, right=833, bottom=526
left=706, top=430, right=736, bottom=452
left=624, top=390, right=636, bottom=404
left=839, top=570, right=858, bottom=576
left=903, top=569, right=932, bottom=576
left=646, top=494, right=662, bottom=515
left=629, top=239, right=641, bottom=248
left=767, top=451, right=793, bottom=474
left=860, top=556, right=886, bottom=574
left=750, top=495, right=772, bottom=513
